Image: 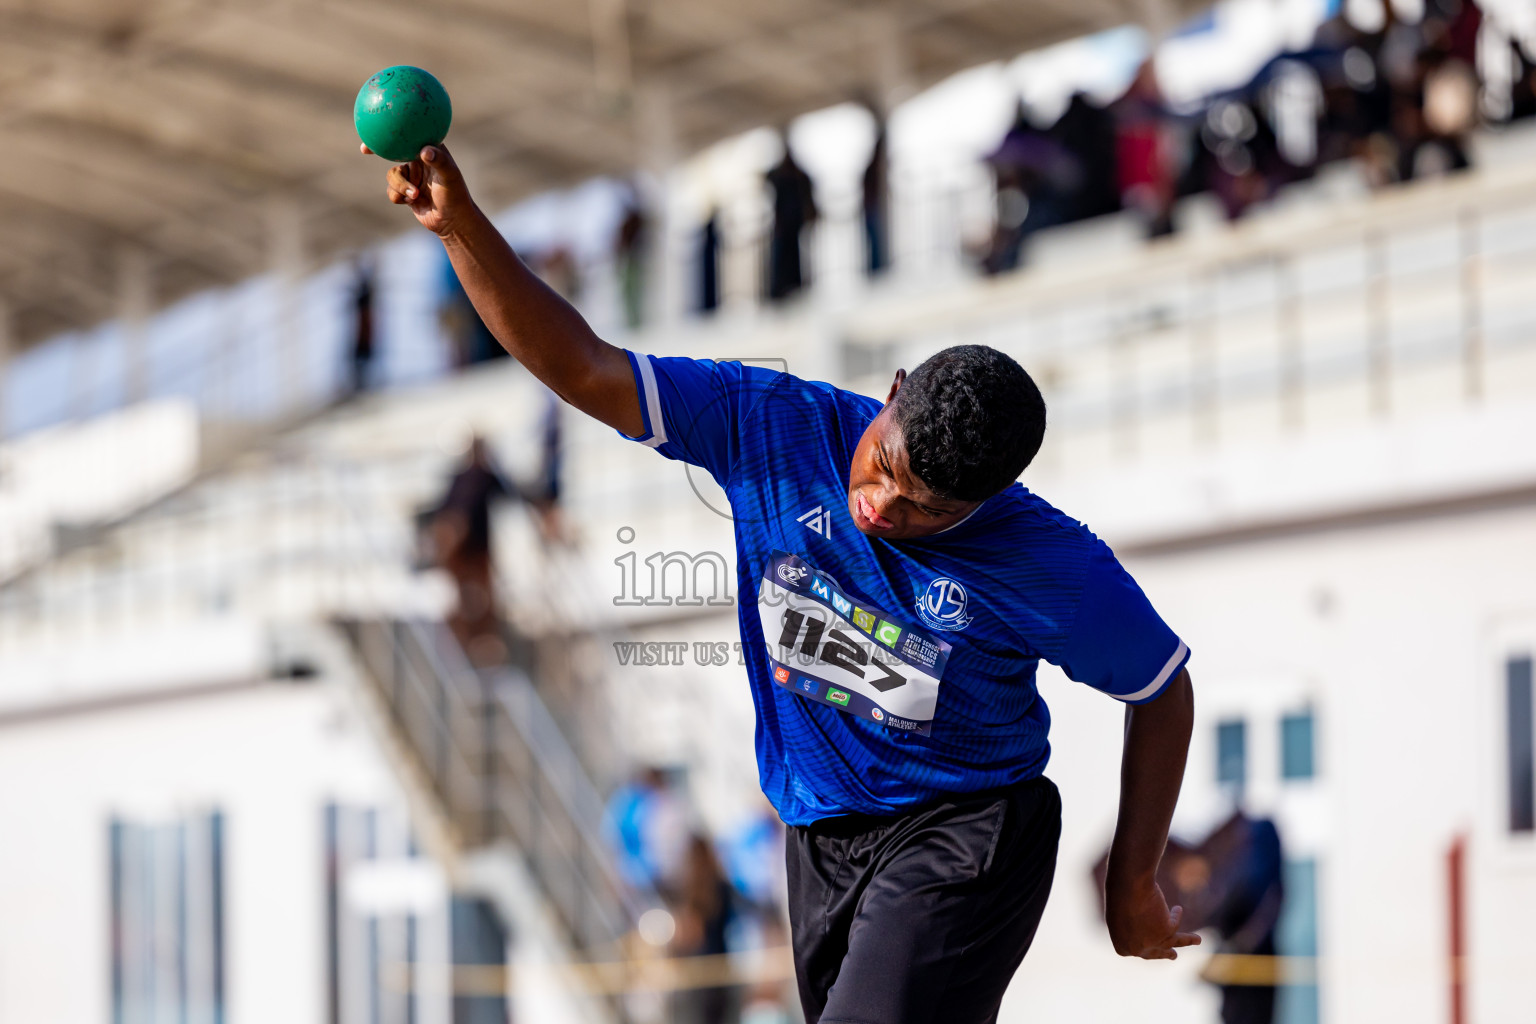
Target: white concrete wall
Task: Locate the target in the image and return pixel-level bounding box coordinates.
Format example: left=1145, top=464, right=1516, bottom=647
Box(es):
left=1119, top=503, right=1536, bottom=1024
left=0, top=680, right=408, bottom=1024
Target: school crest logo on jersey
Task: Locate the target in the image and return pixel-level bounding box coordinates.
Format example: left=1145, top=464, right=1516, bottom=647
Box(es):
left=916, top=577, right=973, bottom=632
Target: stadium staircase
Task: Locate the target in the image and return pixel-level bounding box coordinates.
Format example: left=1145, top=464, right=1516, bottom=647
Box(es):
left=334, top=615, right=649, bottom=952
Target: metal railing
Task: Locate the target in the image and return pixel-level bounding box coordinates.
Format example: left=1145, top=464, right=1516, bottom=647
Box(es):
left=337, top=616, right=650, bottom=954
left=840, top=158, right=1536, bottom=460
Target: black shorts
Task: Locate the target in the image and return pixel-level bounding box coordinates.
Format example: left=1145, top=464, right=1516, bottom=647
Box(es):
left=786, top=776, right=1062, bottom=1024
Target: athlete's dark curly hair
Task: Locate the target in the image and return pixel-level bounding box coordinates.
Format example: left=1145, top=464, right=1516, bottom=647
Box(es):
left=892, top=345, right=1046, bottom=502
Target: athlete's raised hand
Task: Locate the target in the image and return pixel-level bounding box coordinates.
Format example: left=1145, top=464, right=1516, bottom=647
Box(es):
left=364, top=143, right=475, bottom=238
left=360, top=140, right=642, bottom=438
left=1106, top=880, right=1201, bottom=960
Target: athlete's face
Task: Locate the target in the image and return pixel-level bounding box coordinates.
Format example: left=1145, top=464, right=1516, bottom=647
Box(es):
left=846, top=370, right=983, bottom=540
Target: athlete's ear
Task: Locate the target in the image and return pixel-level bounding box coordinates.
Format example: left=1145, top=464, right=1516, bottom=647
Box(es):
left=884, top=368, right=907, bottom=405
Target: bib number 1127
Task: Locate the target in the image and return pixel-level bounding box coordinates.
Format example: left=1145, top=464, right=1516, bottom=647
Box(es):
left=777, top=608, right=907, bottom=692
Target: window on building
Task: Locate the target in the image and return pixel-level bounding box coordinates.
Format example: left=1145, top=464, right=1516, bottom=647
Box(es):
left=1276, top=857, right=1321, bottom=1024
left=1217, top=719, right=1246, bottom=787
left=451, top=897, right=509, bottom=1024
left=1507, top=656, right=1534, bottom=833
left=1281, top=710, right=1316, bottom=780
left=327, top=803, right=446, bottom=1024
left=109, top=809, right=224, bottom=1024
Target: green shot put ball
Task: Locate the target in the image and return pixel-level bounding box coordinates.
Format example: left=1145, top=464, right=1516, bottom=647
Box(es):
left=354, top=66, right=452, bottom=163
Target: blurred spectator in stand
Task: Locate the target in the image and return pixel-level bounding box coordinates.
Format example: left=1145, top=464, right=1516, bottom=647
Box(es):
left=981, top=102, right=1082, bottom=273
left=440, top=256, right=504, bottom=368
left=1439, top=0, right=1483, bottom=72
left=981, top=111, right=1030, bottom=274
left=1199, top=811, right=1286, bottom=1024
left=616, top=187, right=649, bottom=330
left=698, top=208, right=722, bottom=315
left=1093, top=809, right=1286, bottom=1024
left=722, top=803, right=786, bottom=922
left=536, top=246, right=582, bottom=306
left=723, top=803, right=793, bottom=1023
left=1050, top=92, right=1122, bottom=222
left=1511, top=40, right=1536, bottom=121
left=348, top=256, right=377, bottom=396
left=862, top=117, right=891, bottom=277
left=765, top=136, right=819, bottom=303
left=1314, top=13, right=1395, bottom=174
left=1113, top=60, right=1177, bottom=238
left=1411, top=0, right=1481, bottom=177
left=433, top=435, right=513, bottom=665
left=522, top=388, right=565, bottom=544
left=1375, top=0, right=1438, bottom=182
left=1189, top=96, right=1288, bottom=221
left=671, top=834, right=737, bottom=1024
left=605, top=766, right=689, bottom=897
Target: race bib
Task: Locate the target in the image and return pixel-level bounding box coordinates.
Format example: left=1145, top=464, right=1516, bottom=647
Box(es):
left=757, top=551, right=951, bottom=735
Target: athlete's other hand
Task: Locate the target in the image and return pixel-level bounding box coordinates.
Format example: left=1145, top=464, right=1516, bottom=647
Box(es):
left=1105, top=880, right=1201, bottom=960
left=363, top=142, right=475, bottom=238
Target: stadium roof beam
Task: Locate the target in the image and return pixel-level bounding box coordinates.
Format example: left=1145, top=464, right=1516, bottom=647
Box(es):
left=0, top=249, right=115, bottom=321
left=0, top=146, right=261, bottom=276
left=20, top=109, right=401, bottom=237
left=0, top=0, right=1212, bottom=353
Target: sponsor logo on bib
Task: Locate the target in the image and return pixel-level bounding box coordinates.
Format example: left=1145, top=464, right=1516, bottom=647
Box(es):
left=778, top=563, right=808, bottom=586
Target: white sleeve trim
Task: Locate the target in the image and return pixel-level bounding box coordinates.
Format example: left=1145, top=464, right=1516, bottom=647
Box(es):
left=1116, top=640, right=1188, bottom=703
left=633, top=353, right=668, bottom=449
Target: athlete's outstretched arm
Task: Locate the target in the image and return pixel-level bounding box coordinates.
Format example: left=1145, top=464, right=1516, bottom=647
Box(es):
left=369, top=143, right=643, bottom=437
left=1104, top=668, right=1201, bottom=960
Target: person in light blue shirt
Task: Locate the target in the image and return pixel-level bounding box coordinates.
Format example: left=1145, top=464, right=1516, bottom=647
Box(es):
left=368, top=142, right=1200, bottom=1024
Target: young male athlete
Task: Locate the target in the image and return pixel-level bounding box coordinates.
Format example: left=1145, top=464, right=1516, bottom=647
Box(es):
left=368, top=144, right=1199, bottom=1023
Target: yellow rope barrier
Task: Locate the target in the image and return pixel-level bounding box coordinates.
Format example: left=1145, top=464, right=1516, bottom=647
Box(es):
left=389, top=949, right=1346, bottom=996
left=389, top=946, right=798, bottom=997
left=1199, top=954, right=1319, bottom=987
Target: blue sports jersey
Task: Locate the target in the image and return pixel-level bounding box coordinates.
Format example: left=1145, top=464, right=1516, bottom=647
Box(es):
left=621, top=352, right=1190, bottom=826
